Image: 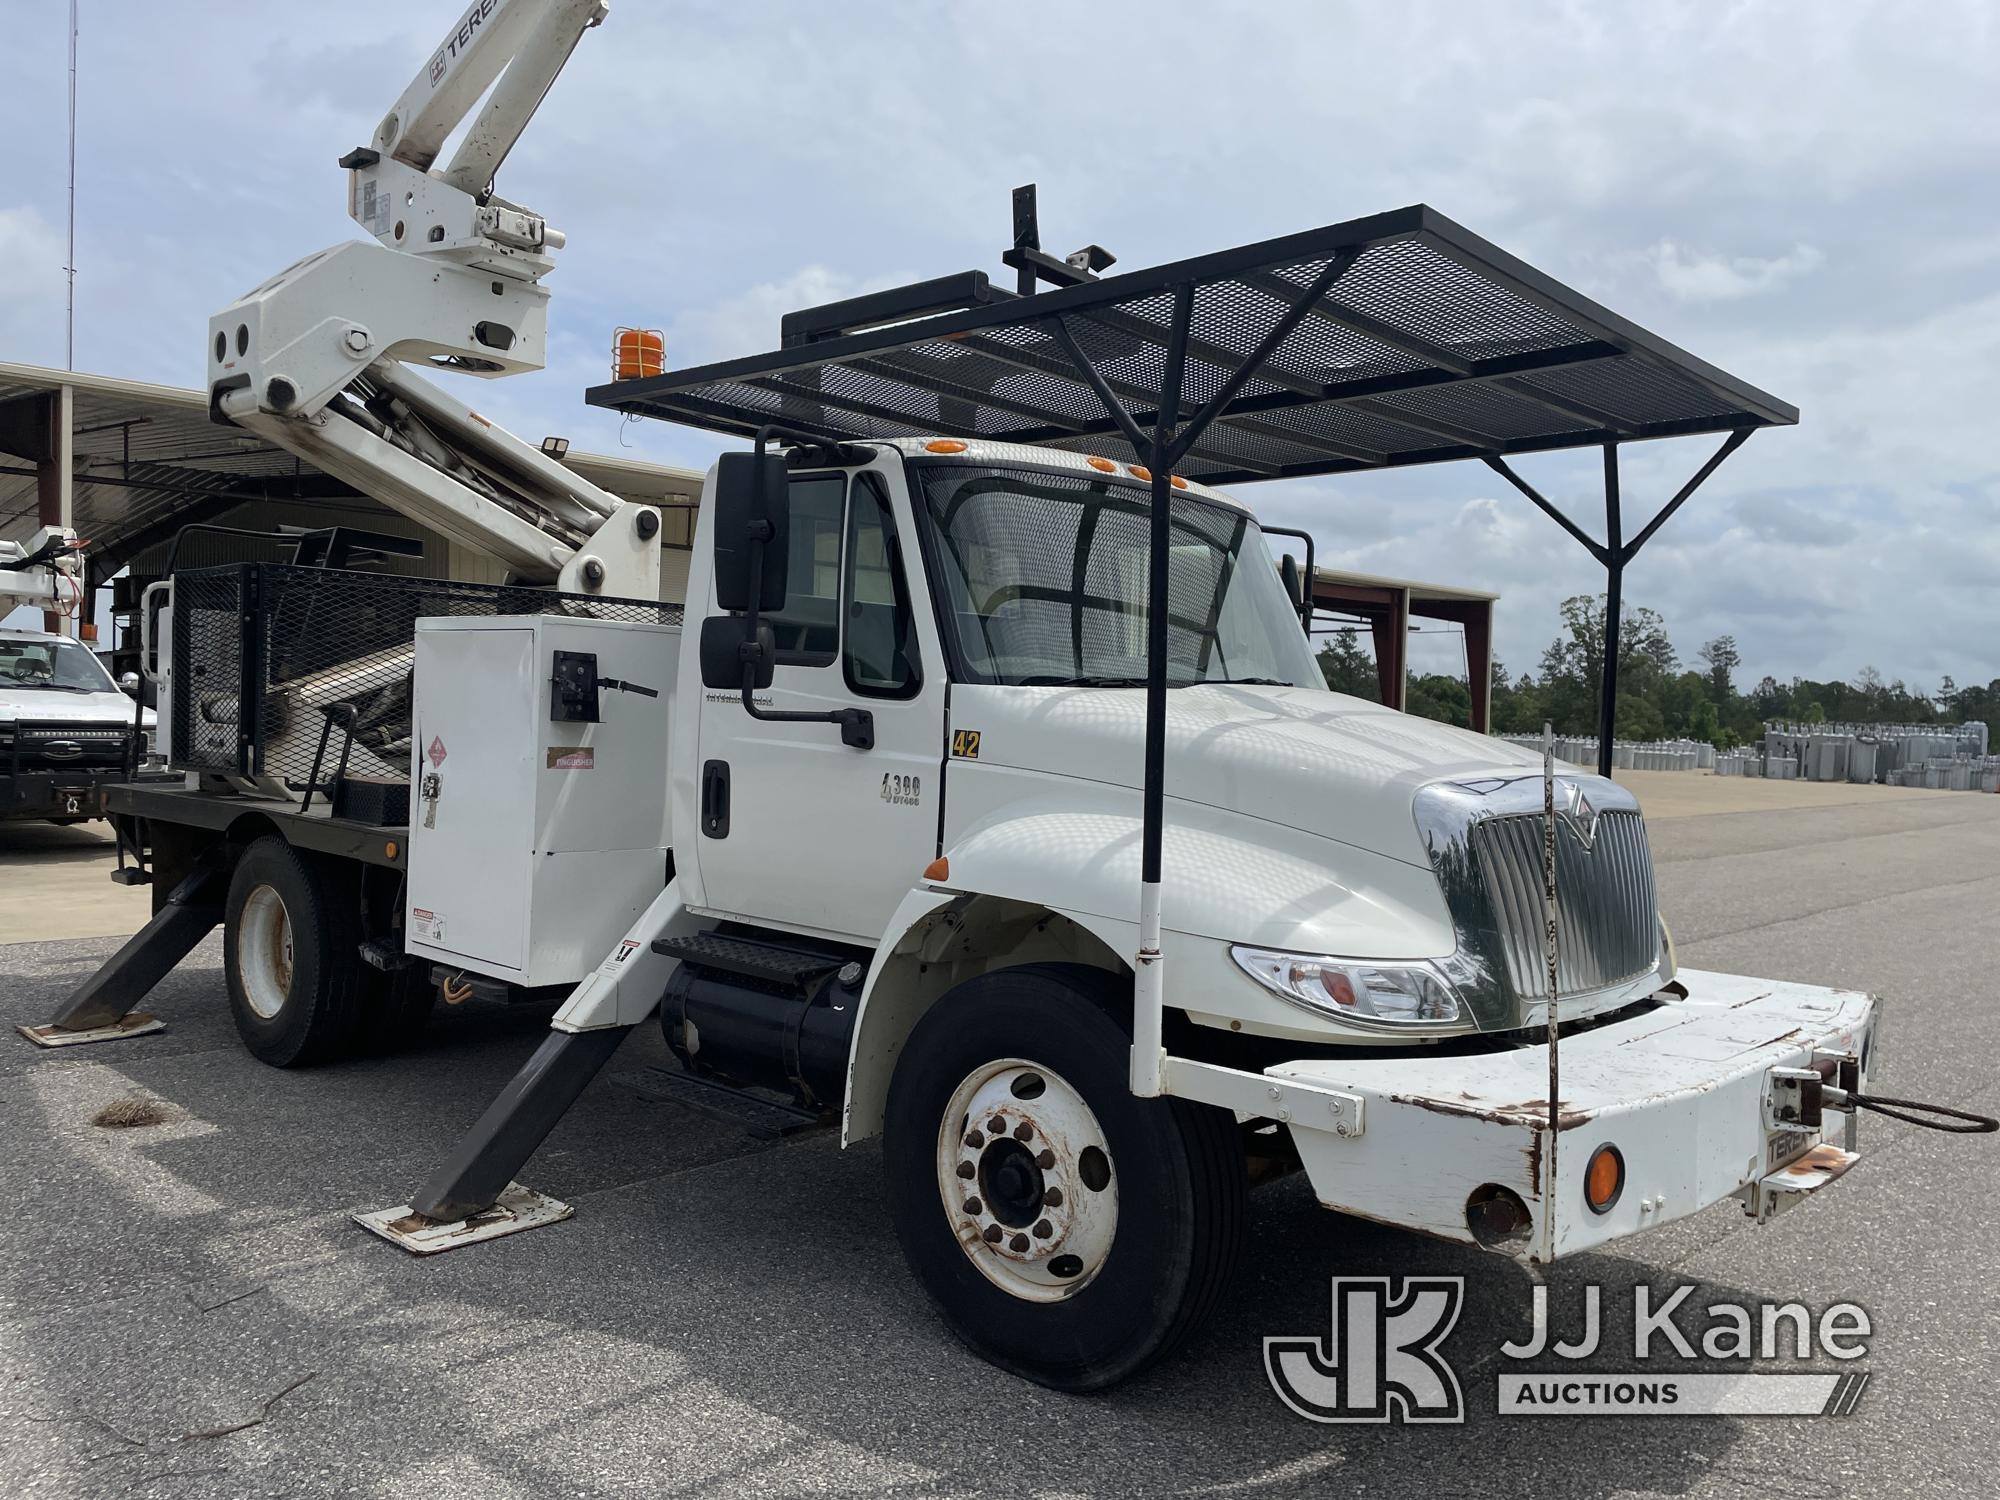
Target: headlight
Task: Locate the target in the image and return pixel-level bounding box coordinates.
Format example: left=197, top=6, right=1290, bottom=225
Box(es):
left=1230, top=946, right=1467, bottom=1030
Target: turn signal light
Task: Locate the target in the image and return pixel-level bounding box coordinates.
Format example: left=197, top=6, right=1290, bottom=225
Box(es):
left=924, top=856, right=950, bottom=883
left=1584, top=1143, right=1624, bottom=1214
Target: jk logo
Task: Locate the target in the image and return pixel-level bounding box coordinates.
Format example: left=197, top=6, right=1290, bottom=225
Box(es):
left=1265, top=1277, right=1465, bottom=1423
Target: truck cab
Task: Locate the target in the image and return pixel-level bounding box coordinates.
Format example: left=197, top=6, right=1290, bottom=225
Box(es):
left=0, top=628, right=158, bottom=824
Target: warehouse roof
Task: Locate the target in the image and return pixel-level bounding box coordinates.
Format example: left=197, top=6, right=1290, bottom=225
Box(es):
left=586, top=203, right=1795, bottom=486
left=0, top=362, right=703, bottom=571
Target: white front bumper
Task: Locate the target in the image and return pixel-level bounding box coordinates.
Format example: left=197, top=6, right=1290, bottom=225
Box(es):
left=1166, top=968, right=1878, bottom=1263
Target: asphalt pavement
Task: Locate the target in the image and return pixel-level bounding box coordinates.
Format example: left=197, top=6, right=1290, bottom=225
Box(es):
left=2, top=783, right=1997, bottom=1498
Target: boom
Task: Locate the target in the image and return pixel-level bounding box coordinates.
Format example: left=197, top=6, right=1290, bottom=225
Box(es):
left=205, top=0, right=660, bottom=598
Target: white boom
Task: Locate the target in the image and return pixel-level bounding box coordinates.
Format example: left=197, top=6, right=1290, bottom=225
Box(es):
left=0, top=528, right=84, bottom=619
left=205, top=0, right=660, bottom=599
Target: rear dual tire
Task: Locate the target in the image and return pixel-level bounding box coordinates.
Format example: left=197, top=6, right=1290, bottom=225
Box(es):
left=223, top=836, right=431, bottom=1066
left=884, top=964, right=1246, bottom=1391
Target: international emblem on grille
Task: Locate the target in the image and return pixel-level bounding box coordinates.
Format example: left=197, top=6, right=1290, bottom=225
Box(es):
left=1560, top=782, right=1601, bottom=849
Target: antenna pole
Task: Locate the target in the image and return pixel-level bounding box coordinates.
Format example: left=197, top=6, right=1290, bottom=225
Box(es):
left=65, top=0, right=78, bottom=370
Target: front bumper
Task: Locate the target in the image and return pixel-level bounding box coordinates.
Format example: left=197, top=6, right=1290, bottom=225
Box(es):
left=1, top=770, right=124, bottom=820
left=1166, top=967, right=1878, bottom=1263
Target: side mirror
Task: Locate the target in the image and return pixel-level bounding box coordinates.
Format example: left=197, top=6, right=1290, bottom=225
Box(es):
left=118, top=671, right=141, bottom=697
left=1279, top=553, right=1306, bottom=614
left=700, top=615, right=776, bottom=692
left=711, top=452, right=790, bottom=613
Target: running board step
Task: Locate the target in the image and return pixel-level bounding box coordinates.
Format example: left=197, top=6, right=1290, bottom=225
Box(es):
left=615, top=1064, right=826, bottom=1139
left=650, top=932, right=846, bottom=993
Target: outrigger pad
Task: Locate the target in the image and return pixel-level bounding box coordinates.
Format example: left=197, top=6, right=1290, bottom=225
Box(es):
left=17, top=1013, right=166, bottom=1049
left=352, top=1181, right=572, bottom=1255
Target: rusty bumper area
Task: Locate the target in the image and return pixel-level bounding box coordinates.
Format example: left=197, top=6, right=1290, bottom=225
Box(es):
left=1254, top=967, right=1878, bottom=1264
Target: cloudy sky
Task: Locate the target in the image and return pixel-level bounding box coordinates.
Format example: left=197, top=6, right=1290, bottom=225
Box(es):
left=4, top=1, right=1995, bottom=688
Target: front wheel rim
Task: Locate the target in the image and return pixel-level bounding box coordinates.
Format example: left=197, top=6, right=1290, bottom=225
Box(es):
left=935, top=1058, right=1119, bottom=1303
left=237, top=884, right=295, bottom=1020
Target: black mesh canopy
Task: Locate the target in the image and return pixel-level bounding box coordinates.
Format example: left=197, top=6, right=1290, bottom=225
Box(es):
left=587, top=205, right=1795, bottom=485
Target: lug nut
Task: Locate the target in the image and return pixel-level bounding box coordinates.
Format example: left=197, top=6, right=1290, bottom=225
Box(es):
left=964, top=1130, right=984, bottom=1150
left=963, top=1197, right=982, bottom=1215
left=983, top=1224, right=1003, bottom=1244
left=1009, top=1233, right=1030, bottom=1253
left=987, top=1115, right=1006, bottom=1135
left=1042, top=1188, right=1064, bottom=1208
left=1032, top=1219, right=1053, bottom=1239
left=1013, top=1120, right=1034, bottom=1141
left=1036, top=1149, right=1055, bottom=1170
left=955, top=1161, right=975, bottom=1180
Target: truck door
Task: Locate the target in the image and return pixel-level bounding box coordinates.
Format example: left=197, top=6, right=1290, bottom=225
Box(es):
left=695, top=467, right=943, bottom=942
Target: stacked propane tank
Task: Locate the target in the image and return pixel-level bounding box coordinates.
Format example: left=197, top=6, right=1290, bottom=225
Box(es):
left=1495, top=734, right=1717, bottom=772
left=1719, top=722, right=1998, bottom=791
left=1496, top=722, right=1998, bottom=792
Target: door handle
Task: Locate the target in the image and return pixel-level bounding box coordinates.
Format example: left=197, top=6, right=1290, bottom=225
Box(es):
left=701, top=759, right=730, bottom=839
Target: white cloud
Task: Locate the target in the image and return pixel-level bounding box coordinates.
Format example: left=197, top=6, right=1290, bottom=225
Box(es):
left=1647, top=241, right=1825, bottom=302
left=0, top=206, right=69, bottom=364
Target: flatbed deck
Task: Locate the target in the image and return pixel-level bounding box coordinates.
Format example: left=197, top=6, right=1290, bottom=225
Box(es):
left=107, top=781, right=406, bottom=869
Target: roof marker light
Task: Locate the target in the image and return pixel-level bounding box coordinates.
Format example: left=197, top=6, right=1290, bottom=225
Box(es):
left=925, top=439, right=968, bottom=454
left=1085, top=456, right=1116, bottom=473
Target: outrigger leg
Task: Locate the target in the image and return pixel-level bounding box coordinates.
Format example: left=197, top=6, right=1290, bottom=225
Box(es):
left=354, top=881, right=701, bottom=1253
left=17, top=855, right=228, bottom=1049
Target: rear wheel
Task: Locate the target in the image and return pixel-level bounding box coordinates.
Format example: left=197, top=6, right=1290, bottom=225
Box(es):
left=884, top=964, right=1245, bottom=1390
left=223, top=836, right=363, bottom=1067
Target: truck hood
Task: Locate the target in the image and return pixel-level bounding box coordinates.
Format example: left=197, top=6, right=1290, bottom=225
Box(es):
left=0, top=689, right=154, bottom=728
left=950, top=682, right=1543, bottom=869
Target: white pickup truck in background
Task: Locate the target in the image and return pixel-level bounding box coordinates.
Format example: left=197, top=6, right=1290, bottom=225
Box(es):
left=0, top=626, right=156, bottom=824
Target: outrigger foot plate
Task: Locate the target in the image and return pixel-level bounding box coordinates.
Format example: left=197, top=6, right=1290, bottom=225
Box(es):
left=17, top=1013, right=166, bottom=1048
left=353, top=1181, right=572, bottom=1254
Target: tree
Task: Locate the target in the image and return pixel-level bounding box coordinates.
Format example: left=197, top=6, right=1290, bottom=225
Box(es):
left=1699, top=635, right=1741, bottom=700
left=1316, top=627, right=1378, bottom=700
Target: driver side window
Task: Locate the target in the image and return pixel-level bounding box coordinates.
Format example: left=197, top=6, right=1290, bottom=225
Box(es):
left=762, top=474, right=845, bottom=665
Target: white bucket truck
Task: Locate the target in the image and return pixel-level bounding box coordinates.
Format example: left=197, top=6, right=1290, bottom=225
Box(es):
left=34, top=0, right=1987, bottom=1392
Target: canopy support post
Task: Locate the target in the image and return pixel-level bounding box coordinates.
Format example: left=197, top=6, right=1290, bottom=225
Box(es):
left=1485, top=426, right=1756, bottom=780
left=1054, top=267, right=1346, bottom=1099
left=1597, top=443, right=1623, bottom=778
left=1130, top=281, right=1194, bottom=1097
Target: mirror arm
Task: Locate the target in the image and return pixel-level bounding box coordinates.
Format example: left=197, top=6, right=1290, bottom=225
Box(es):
left=1262, top=523, right=1317, bottom=632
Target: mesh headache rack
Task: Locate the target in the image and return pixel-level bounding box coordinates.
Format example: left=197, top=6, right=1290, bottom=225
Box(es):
left=168, top=564, right=680, bottom=796
left=585, top=203, right=1794, bottom=483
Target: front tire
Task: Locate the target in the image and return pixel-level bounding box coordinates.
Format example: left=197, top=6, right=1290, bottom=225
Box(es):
left=884, top=965, right=1245, bottom=1390
left=222, top=836, right=363, bottom=1067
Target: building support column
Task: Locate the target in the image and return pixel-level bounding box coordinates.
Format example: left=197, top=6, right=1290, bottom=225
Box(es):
left=37, top=385, right=75, bottom=636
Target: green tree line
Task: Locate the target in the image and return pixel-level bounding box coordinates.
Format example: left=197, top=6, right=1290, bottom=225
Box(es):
left=1316, top=594, right=1999, bottom=749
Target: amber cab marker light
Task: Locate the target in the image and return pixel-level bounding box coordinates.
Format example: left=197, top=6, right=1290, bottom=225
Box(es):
left=923, top=856, right=950, bottom=883
left=925, top=439, right=968, bottom=454
left=1128, top=464, right=1153, bottom=481
left=1169, top=473, right=1188, bottom=489
left=384, top=841, right=399, bottom=861
left=1584, top=1143, right=1625, bottom=1214
left=1085, top=456, right=1116, bottom=472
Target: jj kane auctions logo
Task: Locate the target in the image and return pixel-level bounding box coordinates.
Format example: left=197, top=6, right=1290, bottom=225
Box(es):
left=1267, top=1278, right=1873, bottom=1422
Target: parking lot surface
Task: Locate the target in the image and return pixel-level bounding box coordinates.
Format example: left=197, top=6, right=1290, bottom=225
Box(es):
left=3, top=782, right=1997, bottom=1498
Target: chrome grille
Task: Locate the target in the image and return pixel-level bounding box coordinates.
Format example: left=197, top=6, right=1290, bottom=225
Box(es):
left=1472, top=809, right=1657, bottom=1000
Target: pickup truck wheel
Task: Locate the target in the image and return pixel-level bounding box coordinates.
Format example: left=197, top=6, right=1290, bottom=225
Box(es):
left=884, top=964, right=1245, bottom=1391
left=223, top=836, right=363, bottom=1067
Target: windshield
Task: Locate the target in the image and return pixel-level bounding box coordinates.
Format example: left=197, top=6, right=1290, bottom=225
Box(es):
left=0, top=636, right=118, bottom=693
left=915, top=463, right=1322, bottom=689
